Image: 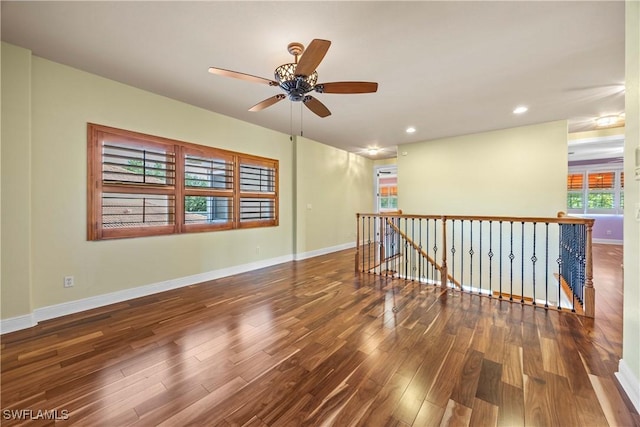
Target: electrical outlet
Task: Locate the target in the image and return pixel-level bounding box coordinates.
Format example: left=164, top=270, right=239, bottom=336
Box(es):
left=64, top=276, right=74, bottom=288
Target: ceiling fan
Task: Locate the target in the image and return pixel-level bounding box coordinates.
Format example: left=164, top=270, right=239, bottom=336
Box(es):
left=208, top=39, right=378, bottom=118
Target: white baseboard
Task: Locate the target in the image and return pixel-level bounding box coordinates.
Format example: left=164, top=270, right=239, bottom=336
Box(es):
left=0, top=313, right=36, bottom=334
left=1, top=253, right=293, bottom=335
left=616, top=359, right=640, bottom=413
left=593, top=238, right=623, bottom=245
left=293, top=241, right=355, bottom=261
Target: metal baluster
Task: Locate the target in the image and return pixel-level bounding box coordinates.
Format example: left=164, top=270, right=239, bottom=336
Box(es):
left=381, top=216, right=385, bottom=276
left=389, top=216, right=393, bottom=277
left=378, top=216, right=382, bottom=277
left=366, top=215, right=370, bottom=273
left=499, top=221, right=503, bottom=299
left=433, top=219, right=438, bottom=285
left=576, top=224, right=581, bottom=306
left=461, top=220, right=464, bottom=290
left=545, top=222, right=549, bottom=309
left=581, top=223, right=586, bottom=306
left=404, top=218, right=408, bottom=280
left=531, top=222, right=537, bottom=306
left=509, top=221, right=514, bottom=301
left=469, top=220, right=474, bottom=290
left=488, top=220, right=493, bottom=297
left=411, top=218, right=415, bottom=281
left=479, top=220, right=483, bottom=294
left=426, top=219, right=430, bottom=283
left=360, top=215, right=364, bottom=272
left=384, top=216, right=388, bottom=277
left=521, top=221, right=525, bottom=304
left=451, top=220, right=456, bottom=289
left=557, top=224, right=563, bottom=310
left=418, top=218, right=424, bottom=283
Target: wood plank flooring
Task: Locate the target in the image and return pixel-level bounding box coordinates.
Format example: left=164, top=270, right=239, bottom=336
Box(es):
left=1, top=244, right=638, bottom=426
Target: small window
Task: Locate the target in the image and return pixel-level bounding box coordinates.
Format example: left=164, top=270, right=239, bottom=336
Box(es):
left=88, top=124, right=278, bottom=240
left=587, top=172, right=615, bottom=210
left=567, top=168, right=623, bottom=215
left=567, top=173, right=583, bottom=190
left=378, top=175, right=398, bottom=212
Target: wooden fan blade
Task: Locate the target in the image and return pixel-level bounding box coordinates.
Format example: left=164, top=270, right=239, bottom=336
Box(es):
left=303, top=96, right=331, bottom=118
left=249, top=95, right=286, bottom=112
left=315, top=81, right=378, bottom=94
left=208, top=67, right=278, bottom=86
left=295, top=39, right=331, bottom=77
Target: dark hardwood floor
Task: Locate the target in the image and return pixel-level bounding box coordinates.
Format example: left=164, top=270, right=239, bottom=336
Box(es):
left=1, top=244, right=638, bottom=426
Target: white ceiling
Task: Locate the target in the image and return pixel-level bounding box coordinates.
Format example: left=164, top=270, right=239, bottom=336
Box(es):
left=569, top=134, right=624, bottom=162
left=1, top=1, right=625, bottom=159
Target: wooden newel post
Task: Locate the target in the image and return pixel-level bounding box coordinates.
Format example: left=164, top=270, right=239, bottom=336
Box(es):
left=440, top=216, right=448, bottom=289
left=355, top=214, right=361, bottom=273
left=584, top=220, right=595, bottom=318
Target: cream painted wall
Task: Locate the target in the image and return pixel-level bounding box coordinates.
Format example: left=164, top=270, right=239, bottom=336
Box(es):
left=295, top=136, right=373, bottom=255
left=1, top=43, right=33, bottom=318
left=5, top=47, right=294, bottom=311
left=397, top=121, right=568, bottom=217
left=1, top=43, right=376, bottom=320
left=373, top=158, right=397, bottom=167
left=622, top=0, right=640, bottom=398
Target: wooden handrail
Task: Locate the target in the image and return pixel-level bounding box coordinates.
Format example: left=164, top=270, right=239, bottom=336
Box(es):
left=357, top=211, right=595, bottom=317
left=385, top=218, right=461, bottom=288
left=358, top=212, right=595, bottom=226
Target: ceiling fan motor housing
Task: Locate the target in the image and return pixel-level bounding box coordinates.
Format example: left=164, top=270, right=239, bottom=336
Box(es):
left=274, top=63, right=318, bottom=101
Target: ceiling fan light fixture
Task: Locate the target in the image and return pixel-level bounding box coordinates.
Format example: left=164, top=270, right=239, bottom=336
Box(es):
left=274, top=63, right=318, bottom=101
left=595, top=115, right=621, bottom=127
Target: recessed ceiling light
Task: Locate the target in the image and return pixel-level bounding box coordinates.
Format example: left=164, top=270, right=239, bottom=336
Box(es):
left=368, top=148, right=379, bottom=156
left=406, top=127, right=416, bottom=133
left=513, top=106, right=528, bottom=114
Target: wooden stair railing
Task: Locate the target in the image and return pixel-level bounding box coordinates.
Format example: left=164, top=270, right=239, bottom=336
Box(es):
left=356, top=212, right=595, bottom=317
left=385, top=218, right=461, bottom=289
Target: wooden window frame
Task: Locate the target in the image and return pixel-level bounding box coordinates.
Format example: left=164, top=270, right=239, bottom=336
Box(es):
left=183, top=146, right=236, bottom=233
left=87, top=123, right=279, bottom=240
left=237, top=155, right=279, bottom=229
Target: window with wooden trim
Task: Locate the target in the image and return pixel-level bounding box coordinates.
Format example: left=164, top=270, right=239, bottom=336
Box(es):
left=238, top=157, right=278, bottom=225
left=88, top=124, right=278, bottom=240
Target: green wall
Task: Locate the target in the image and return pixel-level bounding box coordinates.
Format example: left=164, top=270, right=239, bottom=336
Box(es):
left=295, top=136, right=373, bottom=257
left=1, top=43, right=33, bottom=318
left=1, top=43, right=373, bottom=323
left=397, top=120, right=568, bottom=217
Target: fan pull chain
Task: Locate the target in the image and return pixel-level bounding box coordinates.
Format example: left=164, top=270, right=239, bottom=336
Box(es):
left=300, top=102, right=304, bottom=137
